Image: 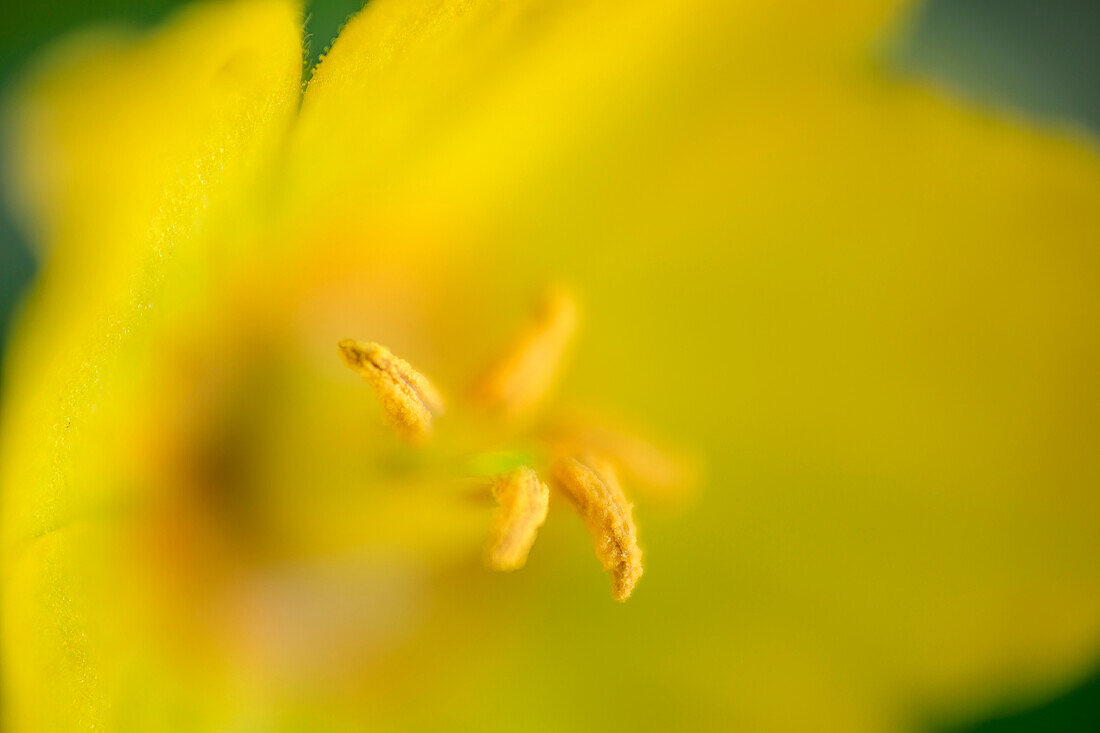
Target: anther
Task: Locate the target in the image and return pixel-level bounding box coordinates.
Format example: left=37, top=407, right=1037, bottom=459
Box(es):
left=487, top=466, right=550, bottom=571
left=472, top=286, right=578, bottom=419
left=550, top=455, right=643, bottom=601
left=338, top=339, right=444, bottom=444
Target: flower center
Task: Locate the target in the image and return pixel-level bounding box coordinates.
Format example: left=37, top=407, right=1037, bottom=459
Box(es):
left=336, top=286, right=654, bottom=601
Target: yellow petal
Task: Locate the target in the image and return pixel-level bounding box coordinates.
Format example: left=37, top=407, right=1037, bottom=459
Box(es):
left=2, top=0, right=302, bottom=552
left=6, top=0, right=302, bottom=263
left=1, top=2, right=302, bottom=728
left=282, top=0, right=913, bottom=226
left=284, top=0, right=1100, bottom=725
left=281, top=0, right=757, bottom=224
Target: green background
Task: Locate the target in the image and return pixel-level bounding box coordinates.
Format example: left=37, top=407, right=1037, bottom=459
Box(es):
left=1, top=1, right=1098, bottom=730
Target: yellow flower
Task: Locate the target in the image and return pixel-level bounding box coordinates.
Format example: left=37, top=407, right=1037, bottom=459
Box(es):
left=2, top=0, right=1099, bottom=730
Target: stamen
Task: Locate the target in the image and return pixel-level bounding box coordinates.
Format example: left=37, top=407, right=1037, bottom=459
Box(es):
left=550, top=455, right=643, bottom=601
left=541, top=416, right=698, bottom=501
left=472, top=287, right=578, bottom=419
left=487, top=466, right=550, bottom=571
left=338, top=339, right=444, bottom=444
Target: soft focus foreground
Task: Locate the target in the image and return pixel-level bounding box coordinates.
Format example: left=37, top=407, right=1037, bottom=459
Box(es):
left=1, top=0, right=1099, bottom=730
